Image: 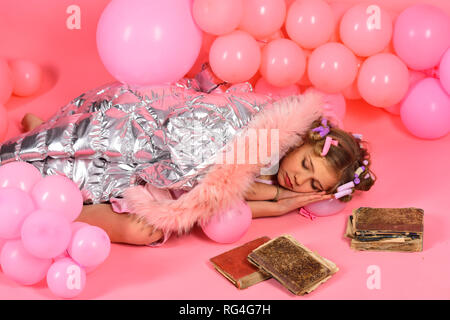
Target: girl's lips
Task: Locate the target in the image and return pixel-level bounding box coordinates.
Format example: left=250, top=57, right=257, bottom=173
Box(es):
left=285, top=172, right=293, bottom=188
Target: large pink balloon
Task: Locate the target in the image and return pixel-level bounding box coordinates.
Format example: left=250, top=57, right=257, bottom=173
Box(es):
left=0, top=58, right=13, bottom=104
left=439, top=48, right=450, bottom=95
left=31, top=174, right=83, bottom=222
left=308, top=42, right=358, bottom=94
left=260, top=39, right=306, bottom=87
left=0, top=161, right=42, bottom=192
left=209, top=31, right=261, bottom=83
left=285, top=0, right=334, bottom=49
left=0, top=240, right=52, bottom=285
left=8, top=59, right=42, bottom=97
left=254, top=77, right=300, bottom=98
left=340, top=4, right=393, bottom=57
left=201, top=201, right=252, bottom=244
left=239, top=0, right=286, bottom=39
left=193, top=0, right=243, bottom=35
left=358, top=53, right=409, bottom=108
left=96, top=0, right=202, bottom=86
left=0, top=188, right=35, bottom=239
left=47, top=258, right=87, bottom=299
left=21, top=210, right=72, bottom=259
left=400, top=78, right=450, bottom=139
left=393, top=4, right=450, bottom=70
left=68, top=226, right=111, bottom=267
left=304, top=198, right=347, bottom=217
left=384, top=70, right=426, bottom=115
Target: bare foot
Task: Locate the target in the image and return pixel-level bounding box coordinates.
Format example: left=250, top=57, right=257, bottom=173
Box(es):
left=21, top=113, right=44, bottom=132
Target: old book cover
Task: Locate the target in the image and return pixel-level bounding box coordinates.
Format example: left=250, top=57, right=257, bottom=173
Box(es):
left=209, top=236, right=272, bottom=289
left=353, top=207, right=424, bottom=233
left=247, top=234, right=338, bottom=296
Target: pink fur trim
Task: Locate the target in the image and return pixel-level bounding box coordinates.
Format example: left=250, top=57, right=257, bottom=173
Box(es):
left=123, top=92, right=325, bottom=235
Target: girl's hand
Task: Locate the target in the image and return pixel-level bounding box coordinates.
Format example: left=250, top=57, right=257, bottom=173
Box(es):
left=276, top=191, right=333, bottom=214
left=278, top=186, right=306, bottom=200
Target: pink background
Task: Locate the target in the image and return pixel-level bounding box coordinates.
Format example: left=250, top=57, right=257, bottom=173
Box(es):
left=0, top=0, right=449, bottom=299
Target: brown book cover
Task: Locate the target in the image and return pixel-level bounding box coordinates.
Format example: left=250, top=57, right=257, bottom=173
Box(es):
left=345, top=207, right=424, bottom=252
left=209, top=236, right=272, bottom=289
left=247, top=234, right=338, bottom=295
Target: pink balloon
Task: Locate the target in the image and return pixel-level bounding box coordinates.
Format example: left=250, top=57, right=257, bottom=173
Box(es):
left=393, top=4, right=450, bottom=70
left=308, top=42, right=358, bottom=94
left=358, top=53, right=409, bottom=108
left=8, top=59, right=42, bottom=97
left=260, top=39, right=306, bottom=87
left=96, top=0, right=202, bottom=86
left=285, top=0, right=334, bottom=49
left=201, top=201, right=252, bottom=244
left=439, top=48, right=450, bottom=95
left=384, top=70, right=426, bottom=115
left=304, top=198, right=347, bottom=217
left=255, top=77, right=300, bottom=98
left=239, top=0, right=286, bottom=39
left=0, top=161, right=42, bottom=192
left=400, top=78, right=450, bottom=139
left=193, top=0, right=243, bottom=35
left=21, top=210, right=72, bottom=259
left=31, top=174, right=83, bottom=222
left=47, top=257, right=86, bottom=299
left=0, top=188, right=35, bottom=239
left=0, top=58, right=13, bottom=104
left=68, top=226, right=111, bottom=267
left=0, top=240, right=52, bottom=285
left=209, top=30, right=261, bottom=83
left=340, top=4, right=393, bottom=57
left=0, top=104, right=8, bottom=143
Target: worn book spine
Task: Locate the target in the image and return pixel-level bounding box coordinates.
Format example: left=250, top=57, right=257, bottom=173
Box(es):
left=350, top=238, right=423, bottom=252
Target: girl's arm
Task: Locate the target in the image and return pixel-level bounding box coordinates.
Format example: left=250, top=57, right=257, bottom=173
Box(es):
left=244, top=182, right=303, bottom=201
left=247, top=200, right=285, bottom=218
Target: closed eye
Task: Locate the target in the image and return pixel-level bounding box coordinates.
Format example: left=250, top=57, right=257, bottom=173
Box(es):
left=302, top=158, right=321, bottom=191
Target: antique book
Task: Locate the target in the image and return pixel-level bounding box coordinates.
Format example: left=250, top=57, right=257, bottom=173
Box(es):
left=247, top=234, right=339, bottom=295
left=209, top=236, right=272, bottom=289
left=345, top=207, right=424, bottom=252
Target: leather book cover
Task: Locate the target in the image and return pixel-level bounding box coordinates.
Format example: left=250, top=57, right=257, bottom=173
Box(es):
left=247, top=234, right=338, bottom=295
left=353, top=207, right=424, bottom=233
left=209, top=236, right=272, bottom=289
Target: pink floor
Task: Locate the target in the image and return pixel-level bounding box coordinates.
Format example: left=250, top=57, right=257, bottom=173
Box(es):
left=0, top=0, right=449, bottom=299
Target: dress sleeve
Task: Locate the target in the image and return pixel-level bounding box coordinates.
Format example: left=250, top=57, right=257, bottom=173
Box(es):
left=110, top=184, right=186, bottom=247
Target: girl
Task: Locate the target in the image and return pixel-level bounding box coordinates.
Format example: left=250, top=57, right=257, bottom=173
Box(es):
left=19, top=95, right=376, bottom=247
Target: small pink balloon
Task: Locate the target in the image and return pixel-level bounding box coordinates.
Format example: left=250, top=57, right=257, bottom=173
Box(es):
left=97, top=0, right=202, bottom=86
left=400, top=78, right=450, bottom=139
left=193, top=0, right=243, bottom=35
left=47, top=257, right=86, bottom=299
left=255, top=77, right=300, bottom=98
left=384, top=70, right=426, bottom=115
left=0, top=104, right=7, bottom=141
left=8, top=59, right=42, bottom=97
left=439, top=48, right=450, bottom=95
left=0, top=240, right=52, bottom=285
left=68, top=226, right=111, bottom=267
left=358, top=53, right=409, bottom=108
left=304, top=198, right=347, bottom=217
left=21, top=209, right=72, bottom=259
left=0, top=188, right=35, bottom=239
left=285, top=0, right=334, bottom=49
left=239, top=0, right=286, bottom=39
left=209, top=30, right=261, bottom=83
left=0, top=58, right=13, bottom=104
left=260, top=39, right=306, bottom=87
left=340, top=4, right=393, bottom=57
left=0, top=161, right=42, bottom=192
left=31, top=174, right=83, bottom=222
left=308, top=42, right=358, bottom=94
left=393, top=4, right=450, bottom=70
left=201, top=201, right=252, bottom=244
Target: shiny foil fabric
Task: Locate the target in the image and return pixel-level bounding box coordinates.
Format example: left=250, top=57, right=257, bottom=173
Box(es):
left=0, top=76, right=271, bottom=204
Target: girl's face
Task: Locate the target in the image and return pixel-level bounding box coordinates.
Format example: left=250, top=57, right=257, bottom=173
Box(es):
left=277, top=143, right=339, bottom=193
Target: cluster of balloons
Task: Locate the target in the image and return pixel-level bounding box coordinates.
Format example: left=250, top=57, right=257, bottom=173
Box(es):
left=0, top=58, right=42, bottom=141
left=0, top=162, right=110, bottom=298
